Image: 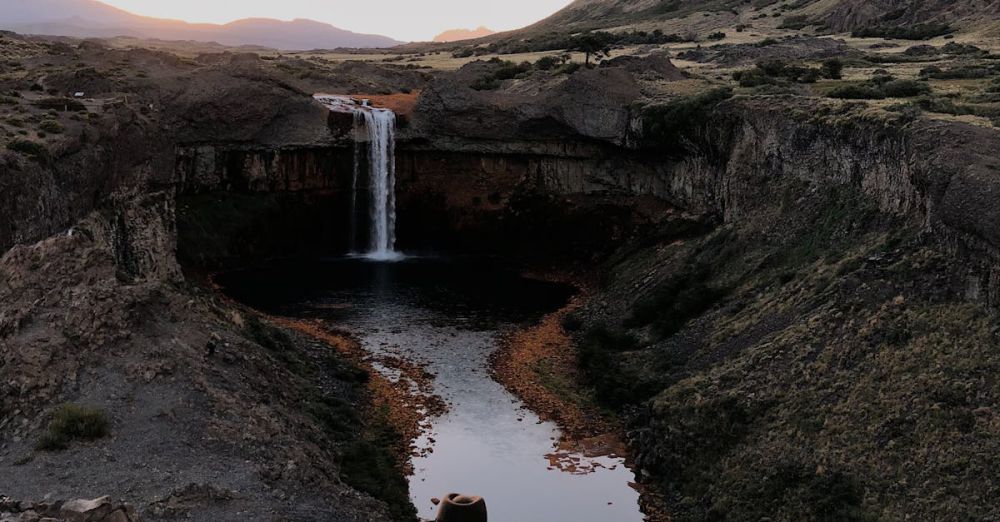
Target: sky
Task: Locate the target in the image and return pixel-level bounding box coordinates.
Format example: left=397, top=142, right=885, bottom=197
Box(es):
left=98, top=0, right=576, bottom=42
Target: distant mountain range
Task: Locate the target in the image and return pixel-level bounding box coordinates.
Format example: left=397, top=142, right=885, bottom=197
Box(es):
left=433, top=26, right=496, bottom=43
left=0, top=0, right=402, bottom=49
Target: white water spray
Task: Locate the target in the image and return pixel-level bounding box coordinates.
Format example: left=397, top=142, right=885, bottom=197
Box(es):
left=315, top=95, right=401, bottom=261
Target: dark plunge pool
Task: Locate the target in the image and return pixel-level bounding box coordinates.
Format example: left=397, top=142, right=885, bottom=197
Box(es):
left=217, top=256, right=645, bottom=521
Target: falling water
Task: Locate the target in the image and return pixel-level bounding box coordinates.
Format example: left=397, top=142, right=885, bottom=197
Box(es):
left=358, top=108, right=398, bottom=259
left=348, top=111, right=362, bottom=253
left=315, top=95, right=401, bottom=261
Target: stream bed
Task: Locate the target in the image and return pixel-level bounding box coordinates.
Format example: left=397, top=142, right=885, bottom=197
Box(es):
left=218, top=256, right=645, bottom=521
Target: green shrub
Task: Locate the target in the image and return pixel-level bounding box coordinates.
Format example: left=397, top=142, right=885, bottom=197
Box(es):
left=534, top=55, right=563, bottom=70
left=871, top=71, right=896, bottom=85
left=733, top=68, right=775, bottom=87
left=941, top=42, right=988, bottom=56
left=852, top=23, right=953, bottom=40
left=6, top=139, right=47, bottom=159
left=471, top=59, right=533, bottom=90
left=827, top=84, right=885, bottom=100
left=578, top=326, right=654, bottom=407
left=339, top=408, right=417, bottom=521
left=39, top=119, right=63, bottom=134
left=919, top=65, right=994, bottom=80
left=558, top=62, right=582, bottom=75
left=36, top=404, right=110, bottom=451
left=736, top=60, right=826, bottom=86
left=881, top=79, right=931, bottom=98
left=821, top=59, right=844, bottom=80
left=828, top=79, right=930, bottom=100
left=626, top=267, right=728, bottom=337
left=641, top=87, right=734, bottom=154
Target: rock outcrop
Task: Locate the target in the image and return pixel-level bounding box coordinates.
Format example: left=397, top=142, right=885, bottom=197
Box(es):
left=1, top=496, right=138, bottom=522
left=823, top=0, right=1000, bottom=32
left=409, top=60, right=645, bottom=148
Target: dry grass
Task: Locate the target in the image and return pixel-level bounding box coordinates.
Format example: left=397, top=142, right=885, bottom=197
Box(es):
left=36, top=404, right=110, bottom=451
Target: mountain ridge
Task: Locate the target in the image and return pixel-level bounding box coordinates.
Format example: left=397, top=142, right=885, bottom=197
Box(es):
left=0, top=0, right=403, bottom=49
left=434, top=26, right=497, bottom=43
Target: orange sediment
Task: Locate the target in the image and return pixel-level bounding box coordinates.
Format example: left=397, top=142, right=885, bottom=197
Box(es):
left=270, top=317, right=445, bottom=473
left=489, top=276, right=672, bottom=521
left=490, top=292, right=618, bottom=439
left=350, top=91, right=421, bottom=119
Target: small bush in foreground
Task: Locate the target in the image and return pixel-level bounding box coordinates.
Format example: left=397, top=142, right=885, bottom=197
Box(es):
left=36, top=404, right=110, bottom=451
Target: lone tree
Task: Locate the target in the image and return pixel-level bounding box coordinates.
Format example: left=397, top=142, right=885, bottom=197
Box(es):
left=570, top=33, right=611, bottom=67
left=821, top=58, right=844, bottom=80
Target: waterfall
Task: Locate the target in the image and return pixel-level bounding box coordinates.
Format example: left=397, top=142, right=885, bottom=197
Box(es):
left=348, top=111, right=361, bottom=253
left=359, top=108, right=398, bottom=259
left=315, top=95, right=401, bottom=261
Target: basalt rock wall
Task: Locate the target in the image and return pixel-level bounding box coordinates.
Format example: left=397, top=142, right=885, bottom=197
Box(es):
left=397, top=97, right=1000, bottom=307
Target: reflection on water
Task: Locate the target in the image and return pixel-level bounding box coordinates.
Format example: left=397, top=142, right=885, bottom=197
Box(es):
left=218, top=257, right=645, bottom=522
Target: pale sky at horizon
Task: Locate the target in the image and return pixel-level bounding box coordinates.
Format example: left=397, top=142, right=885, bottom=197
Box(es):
left=97, top=0, right=576, bottom=42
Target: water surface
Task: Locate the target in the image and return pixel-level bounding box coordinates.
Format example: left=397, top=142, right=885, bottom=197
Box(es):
left=219, top=257, right=644, bottom=521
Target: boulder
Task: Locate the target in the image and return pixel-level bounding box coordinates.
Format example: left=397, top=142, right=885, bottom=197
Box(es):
left=58, top=497, right=112, bottom=521
left=600, top=52, right=685, bottom=81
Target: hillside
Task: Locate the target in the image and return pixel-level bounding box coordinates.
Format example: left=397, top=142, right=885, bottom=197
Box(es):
left=0, top=0, right=402, bottom=49
left=517, top=0, right=1000, bottom=36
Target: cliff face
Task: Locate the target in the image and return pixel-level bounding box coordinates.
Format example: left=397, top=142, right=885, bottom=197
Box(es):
left=400, top=94, right=1000, bottom=308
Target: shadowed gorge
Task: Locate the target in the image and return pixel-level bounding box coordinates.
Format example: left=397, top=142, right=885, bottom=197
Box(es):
left=2, top=2, right=1000, bottom=521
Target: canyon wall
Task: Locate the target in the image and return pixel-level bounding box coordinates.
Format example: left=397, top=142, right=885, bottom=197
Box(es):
left=398, top=97, right=1000, bottom=306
